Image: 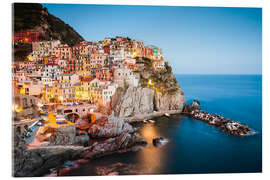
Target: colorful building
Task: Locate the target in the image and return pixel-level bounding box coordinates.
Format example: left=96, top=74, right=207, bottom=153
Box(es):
left=13, top=30, right=44, bottom=43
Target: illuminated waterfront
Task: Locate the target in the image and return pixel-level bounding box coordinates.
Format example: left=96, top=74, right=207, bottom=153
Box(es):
left=62, top=75, right=262, bottom=175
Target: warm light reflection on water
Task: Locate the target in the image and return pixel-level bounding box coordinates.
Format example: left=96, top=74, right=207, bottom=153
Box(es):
left=57, top=76, right=262, bottom=176
left=136, top=123, right=165, bottom=174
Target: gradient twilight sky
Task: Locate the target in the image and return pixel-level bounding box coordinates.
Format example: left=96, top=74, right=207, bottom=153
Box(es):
left=42, top=4, right=262, bottom=74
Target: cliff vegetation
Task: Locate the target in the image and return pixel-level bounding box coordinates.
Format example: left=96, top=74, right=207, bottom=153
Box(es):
left=111, top=57, right=185, bottom=119
left=135, top=57, right=181, bottom=95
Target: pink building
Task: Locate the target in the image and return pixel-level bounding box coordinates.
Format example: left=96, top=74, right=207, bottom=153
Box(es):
left=116, top=36, right=123, bottom=42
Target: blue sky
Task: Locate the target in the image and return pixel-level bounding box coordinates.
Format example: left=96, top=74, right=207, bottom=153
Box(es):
left=43, top=4, right=262, bottom=74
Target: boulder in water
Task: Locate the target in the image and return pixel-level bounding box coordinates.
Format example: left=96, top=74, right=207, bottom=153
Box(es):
left=75, top=134, right=90, bottom=147
left=190, top=100, right=200, bottom=111
left=153, top=137, right=168, bottom=147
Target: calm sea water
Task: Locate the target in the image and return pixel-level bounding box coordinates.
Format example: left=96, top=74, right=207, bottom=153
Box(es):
left=64, top=75, right=262, bottom=175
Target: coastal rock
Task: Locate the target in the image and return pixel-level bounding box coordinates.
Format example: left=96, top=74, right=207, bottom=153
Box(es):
left=189, top=109, right=252, bottom=136
left=25, top=146, right=89, bottom=177
left=88, top=115, right=134, bottom=138
left=112, top=86, right=155, bottom=118
left=13, top=124, right=146, bottom=177
left=190, top=100, right=200, bottom=111
left=95, top=163, right=123, bottom=176
left=49, top=125, right=76, bottom=145
left=153, top=137, right=169, bottom=147
left=13, top=127, right=35, bottom=177
left=13, top=126, right=88, bottom=177
left=112, top=86, right=185, bottom=119
left=74, top=135, right=90, bottom=147
left=154, top=90, right=185, bottom=111
left=182, top=103, right=191, bottom=113
left=86, top=132, right=147, bottom=159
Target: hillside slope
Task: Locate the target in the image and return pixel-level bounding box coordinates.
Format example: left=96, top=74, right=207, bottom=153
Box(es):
left=13, top=3, right=84, bottom=46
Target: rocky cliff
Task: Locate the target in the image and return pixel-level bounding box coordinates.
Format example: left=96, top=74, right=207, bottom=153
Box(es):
left=12, top=116, right=146, bottom=177
left=111, top=57, right=185, bottom=120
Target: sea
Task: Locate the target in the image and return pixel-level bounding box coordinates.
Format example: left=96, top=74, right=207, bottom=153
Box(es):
left=63, top=75, right=262, bottom=175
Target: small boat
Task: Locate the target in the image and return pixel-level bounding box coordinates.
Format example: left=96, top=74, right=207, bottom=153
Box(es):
left=143, top=120, right=148, bottom=123
left=40, top=110, right=48, bottom=116
left=164, top=113, right=170, bottom=117
left=148, top=120, right=155, bottom=123
left=56, top=121, right=67, bottom=125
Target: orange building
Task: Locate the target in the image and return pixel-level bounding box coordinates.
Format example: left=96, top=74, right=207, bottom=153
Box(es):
left=13, top=30, right=43, bottom=43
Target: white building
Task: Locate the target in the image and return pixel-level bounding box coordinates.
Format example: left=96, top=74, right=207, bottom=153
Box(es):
left=110, top=48, right=125, bottom=64
left=102, top=83, right=118, bottom=104
left=113, top=67, right=139, bottom=87
left=43, top=64, right=62, bottom=80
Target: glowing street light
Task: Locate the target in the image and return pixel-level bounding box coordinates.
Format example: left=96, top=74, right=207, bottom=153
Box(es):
left=12, top=104, right=23, bottom=113
left=59, top=96, right=64, bottom=102
left=37, top=102, right=43, bottom=107
left=148, top=79, right=153, bottom=86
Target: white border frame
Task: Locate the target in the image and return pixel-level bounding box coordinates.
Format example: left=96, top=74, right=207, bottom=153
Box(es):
left=1, top=0, right=268, bottom=180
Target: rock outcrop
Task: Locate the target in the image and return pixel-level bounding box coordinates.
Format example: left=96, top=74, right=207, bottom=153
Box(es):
left=14, top=144, right=89, bottom=177
left=111, top=87, right=155, bottom=118
left=13, top=131, right=146, bottom=177
left=152, top=137, right=169, bottom=147
left=190, top=100, right=200, bottom=111
left=154, top=90, right=185, bottom=111
left=111, top=57, right=185, bottom=120
left=84, top=132, right=147, bottom=159
left=49, top=125, right=76, bottom=145
left=88, top=115, right=134, bottom=138
left=74, top=135, right=90, bottom=147
left=13, top=115, right=147, bottom=177
left=185, top=100, right=253, bottom=136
